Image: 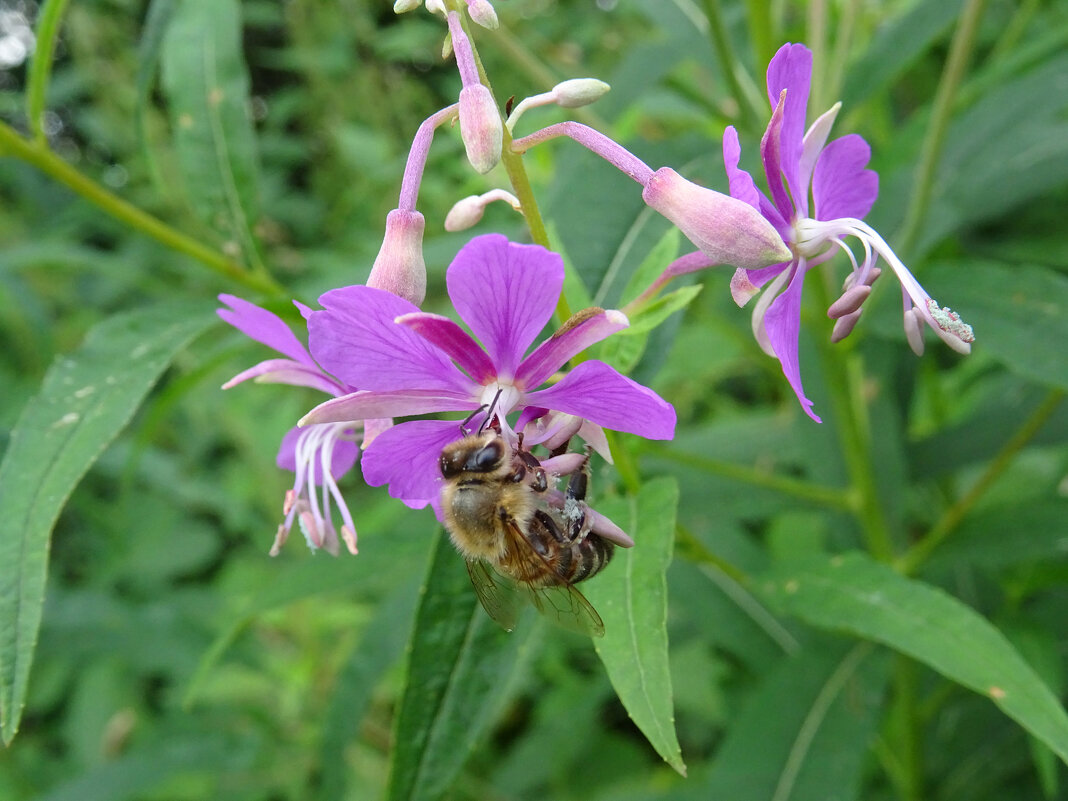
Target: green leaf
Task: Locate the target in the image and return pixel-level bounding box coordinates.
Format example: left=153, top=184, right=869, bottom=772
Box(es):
left=928, top=499, right=1068, bottom=571
left=0, top=301, right=216, bottom=744
left=318, top=582, right=421, bottom=801
left=701, top=642, right=890, bottom=800
left=623, top=285, right=703, bottom=337
left=387, top=533, right=538, bottom=801
left=160, top=0, right=263, bottom=268
left=925, top=260, right=1068, bottom=391
left=619, top=226, right=681, bottom=305
left=759, top=552, right=1068, bottom=765
left=584, top=477, right=686, bottom=775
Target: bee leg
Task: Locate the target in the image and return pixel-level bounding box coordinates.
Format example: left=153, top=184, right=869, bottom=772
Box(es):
left=562, top=446, right=593, bottom=541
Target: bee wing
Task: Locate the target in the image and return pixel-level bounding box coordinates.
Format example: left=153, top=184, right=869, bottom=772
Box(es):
left=502, top=517, right=606, bottom=638
left=465, top=559, right=524, bottom=633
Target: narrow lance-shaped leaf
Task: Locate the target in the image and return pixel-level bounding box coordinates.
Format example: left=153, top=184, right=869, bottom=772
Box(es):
left=387, top=532, right=538, bottom=801
left=160, top=0, right=263, bottom=268
left=759, top=552, right=1068, bottom=766
left=0, top=301, right=217, bottom=744
left=584, top=476, right=686, bottom=775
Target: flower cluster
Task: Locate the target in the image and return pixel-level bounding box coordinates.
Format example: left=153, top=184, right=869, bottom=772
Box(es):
left=219, top=18, right=973, bottom=555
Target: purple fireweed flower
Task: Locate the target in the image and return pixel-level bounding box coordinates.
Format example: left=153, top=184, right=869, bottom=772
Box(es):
left=299, top=234, right=676, bottom=510
left=218, top=294, right=371, bottom=556
left=725, top=43, right=974, bottom=422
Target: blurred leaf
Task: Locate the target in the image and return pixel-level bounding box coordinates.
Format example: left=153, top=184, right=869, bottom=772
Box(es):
left=317, top=581, right=421, bottom=801
left=920, top=53, right=1068, bottom=249
left=841, top=0, right=964, bottom=108
left=34, top=734, right=254, bottom=801
left=928, top=499, right=1068, bottom=571
left=0, top=301, right=215, bottom=744
left=585, top=477, right=686, bottom=775
left=386, top=533, right=537, bottom=801
left=135, top=0, right=177, bottom=191
left=160, top=0, right=262, bottom=266
left=759, top=552, right=1068, bottom=765
left=619, top=226, right=681, bottom=305
left=701, top=642, right=889, bottom=800
left=925, top=260, right=1068, bottom=390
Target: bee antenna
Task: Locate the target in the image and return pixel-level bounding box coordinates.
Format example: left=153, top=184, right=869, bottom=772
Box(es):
left=459, top=403, right=487, bottom=435
left=477, top=388, right=504, bottom=434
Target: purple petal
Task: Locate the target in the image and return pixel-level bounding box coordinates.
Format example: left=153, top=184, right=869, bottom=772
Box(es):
left=276, top=424, right=360, bottom=482
left=396, top=312, right=497, bottom=384
left=301, top=389, right=479, bottom=425
left=762, top=261, right=821, bottom=422
left=361, top=419, right=463, bottom=507
left=760, top=91, right=797, bottom=227
left=722, top=126, right=763, bottom=211
left=766, top=43, right=812, bottom=217
left=308, top=285, right=472, bottom=394
left=222, top=358, right=343, bottom=395
left=812, top=134, right=878, bottom=222
left=218, top=294, right=314, bottom=366
left=516, top=308, right=629, bottom=389
left=447, top=234, right=564, bottom=379
left=522, top=360, right=676, bottom=440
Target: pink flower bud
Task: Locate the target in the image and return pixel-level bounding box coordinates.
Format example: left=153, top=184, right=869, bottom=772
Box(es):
left=641, top=167, right=792, bottom=270
left=459, top=84, right=503, bottom=174
left=445, top=195, right=486, bottom=232
left=831, top=309, right=863, bottom=343
left=367, top=209, right=427, bottom=307
left=465, top=0, right=498, bottom=29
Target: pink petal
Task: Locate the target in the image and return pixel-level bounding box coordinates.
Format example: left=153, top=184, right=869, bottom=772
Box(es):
left=222, top=358, right=344, bottom=395
left=522, top=360, right=676, bottom=440
left=515, top=308, right=629, bottom=389
left=812, top=134, right=878, bottom=222
left=762, top=261, right=821, bottom=422
left=218, top=294, right=313, bottom=366
left=396, top=312, right=498, bottom=384
left=446, top=234, right=564, bottom=379
left=308, top=285, right=472, bottom=394
left=300, top=389, right=479, bottom=425
left=766, top=42, right=812, bottom=217
left=361, top=419, right=464, bottom=507
left=276, top=425, right=360, bottom=482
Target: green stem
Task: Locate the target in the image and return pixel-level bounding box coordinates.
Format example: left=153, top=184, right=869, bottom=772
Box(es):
left=26, top=0, right=72, bottom=144
left=674, top=523, right=747, bottom=584
left=805, top=0, right=829, bottom=114
left=811, top=269, right=896, bottom=561
left=644, top=443, right=856, bottom=511
left=0, top=122, right=283, bottom=296
left=898, top=388, right=1065, bottom=574
left=890, top=655, right=924, bottom=801
left=744, top=0, right=775, bottom=72
left=699, top=0, right=764, bottom=134
left=897, top=0, right=987, bottom=255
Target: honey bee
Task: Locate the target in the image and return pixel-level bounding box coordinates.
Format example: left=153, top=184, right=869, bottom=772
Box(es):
left=439, top=427, right=615, bottom=637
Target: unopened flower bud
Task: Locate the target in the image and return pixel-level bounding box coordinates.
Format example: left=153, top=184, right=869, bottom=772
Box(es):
left=843, top=266, right=881, bottom=291
left=465, top=0, right=498, bottom=29
left=827, top=284, right=871, bottom=318
left=642, top=167, right=792, bottom=270
left=552, top=78, right=611, bottom=108
left=393, top=0, right=421, bottom=12
left=444, top=189, right=520, bottom=231
left=459, top=84, right=503, bottom=173
left=367, top=209, right=427, bottom=307
left=831, top=309, right=863, bottom=343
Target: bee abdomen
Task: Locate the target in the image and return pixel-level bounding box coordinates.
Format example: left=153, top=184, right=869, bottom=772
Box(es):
left=561, top=535, right=613, bottom=584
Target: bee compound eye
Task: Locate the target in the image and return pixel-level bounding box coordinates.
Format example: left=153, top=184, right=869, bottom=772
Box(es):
left=440, top=453, right=459, bottom=478
left=468, top=439, right=504, bottom=472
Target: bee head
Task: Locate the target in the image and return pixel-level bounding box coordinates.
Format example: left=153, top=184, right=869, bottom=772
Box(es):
left=440, top=431, right=507, bottom=479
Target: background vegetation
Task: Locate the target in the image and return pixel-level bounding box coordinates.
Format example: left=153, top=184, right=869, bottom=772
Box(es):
left=1, top=0, right=1067, bottom=799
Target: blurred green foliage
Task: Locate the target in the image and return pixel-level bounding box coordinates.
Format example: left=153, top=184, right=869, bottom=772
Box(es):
left=1, top=0, right=1067, bottom=799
